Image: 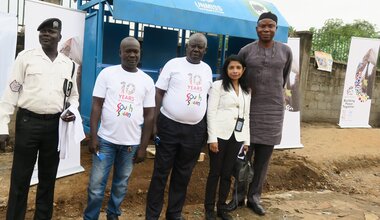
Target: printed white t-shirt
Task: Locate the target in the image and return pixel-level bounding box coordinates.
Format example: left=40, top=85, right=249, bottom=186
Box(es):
left=93, top=65, right=155, bottom=145
left=155, top=57, right=213, bottom=124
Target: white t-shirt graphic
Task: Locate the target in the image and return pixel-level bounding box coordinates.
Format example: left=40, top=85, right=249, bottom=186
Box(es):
left=155, top=57, right=213, bottom=124
left=93, top=65, right=155, bottom=145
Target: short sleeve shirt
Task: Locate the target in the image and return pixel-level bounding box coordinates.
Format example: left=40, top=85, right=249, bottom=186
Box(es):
left=155, top=57, right=213, bottom=124
left=93, top=65, right=155, bottom=145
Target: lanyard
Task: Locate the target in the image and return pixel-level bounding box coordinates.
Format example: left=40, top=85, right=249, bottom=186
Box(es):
left=238, top=92, right=245, bottom=119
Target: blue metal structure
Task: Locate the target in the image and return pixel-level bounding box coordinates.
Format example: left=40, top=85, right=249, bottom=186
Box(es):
left=76, top=0, right=289, bottom=132
left=112, top=0, right=289, bottom=42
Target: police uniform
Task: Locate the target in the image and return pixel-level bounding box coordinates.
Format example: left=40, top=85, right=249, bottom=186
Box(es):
left=0, top=18, right=79, bottom=220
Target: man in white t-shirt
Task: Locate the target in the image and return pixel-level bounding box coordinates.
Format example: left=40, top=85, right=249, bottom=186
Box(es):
left=84, top=37, right=155, bottom=220
left=146, top=33, right=213, bottom=220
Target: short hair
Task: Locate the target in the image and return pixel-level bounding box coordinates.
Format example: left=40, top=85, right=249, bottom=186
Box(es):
left=188, top=33, right=207, bottom=48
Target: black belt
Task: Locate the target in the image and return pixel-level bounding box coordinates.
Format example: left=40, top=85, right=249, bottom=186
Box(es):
left=18, top=108, right=61, bottom=120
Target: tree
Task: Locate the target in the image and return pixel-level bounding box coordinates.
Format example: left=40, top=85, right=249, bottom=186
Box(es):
left=320, top=19, right=378, bottom=38
left=288, top=26, right=297, bottom=37
left=311, top=19, right=379, bottom=63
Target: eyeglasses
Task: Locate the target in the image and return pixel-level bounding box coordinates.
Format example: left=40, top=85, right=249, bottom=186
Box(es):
left=63, top=79, right=73, bottom=109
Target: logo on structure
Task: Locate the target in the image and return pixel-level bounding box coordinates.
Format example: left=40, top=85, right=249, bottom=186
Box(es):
left=194, top=0, right=224, bottom=14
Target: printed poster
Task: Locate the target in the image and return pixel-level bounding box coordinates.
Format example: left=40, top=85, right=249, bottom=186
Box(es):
left=339, top=37, right=380, bottom=128
left=315, top=51, right=333, bottom=72
left=276, top=38, right=303, bottom=149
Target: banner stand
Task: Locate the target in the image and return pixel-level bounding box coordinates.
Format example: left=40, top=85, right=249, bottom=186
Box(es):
left=275, top=38, right=303, bottom=149
left=0, top=13, right=17, bottom=97
left=338, top=37, right=380, bottom=128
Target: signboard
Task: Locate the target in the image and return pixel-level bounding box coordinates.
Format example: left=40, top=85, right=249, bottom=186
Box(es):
left=338, top=37, right=380, bottom=128
left=276, top=38, right=303, bottom=149
left=315, top=51, right=333, bottom=72
left=113, top=0, right=289, bottom=42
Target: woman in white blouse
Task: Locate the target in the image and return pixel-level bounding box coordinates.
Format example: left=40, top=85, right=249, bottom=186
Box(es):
left=204, top=55, right=251, bottom=220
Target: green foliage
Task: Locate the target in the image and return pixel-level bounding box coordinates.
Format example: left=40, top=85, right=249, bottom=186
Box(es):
left=288, top=26, right=297, bottom=37
left=320, top=19, right=378, bottom=38
left=311, top=19, right=379, bottom=64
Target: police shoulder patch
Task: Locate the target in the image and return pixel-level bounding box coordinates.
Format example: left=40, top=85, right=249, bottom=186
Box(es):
left=9, top=80, right=22, bottom=92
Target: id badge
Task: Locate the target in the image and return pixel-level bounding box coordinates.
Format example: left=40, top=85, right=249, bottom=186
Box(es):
left=235, top=118, right=244, bottom=132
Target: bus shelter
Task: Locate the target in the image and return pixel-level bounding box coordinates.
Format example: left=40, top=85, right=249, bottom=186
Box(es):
left=76, top=0, right=289, bottom=131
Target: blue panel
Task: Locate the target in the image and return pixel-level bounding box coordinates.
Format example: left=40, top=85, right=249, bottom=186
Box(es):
left=226, top=36, right=255, bottom=57
left=80, top=13, right=98, bottom=133
left=203, top=35, right=219, bottom=74
left=103, top=23, right=130, bottom=65
left=140, top=27, right=178, bottom=82
left=113, top=0, right=289, bottom=42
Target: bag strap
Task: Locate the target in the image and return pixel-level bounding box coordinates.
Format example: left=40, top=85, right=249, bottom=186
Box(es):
left=233, top=180, right=238, bottom=207
left=62, top=62, right=75, bottom=110
left=70, top=61, right=75, bottom=79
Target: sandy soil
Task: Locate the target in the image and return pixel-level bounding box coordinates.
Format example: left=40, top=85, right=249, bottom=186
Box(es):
left=0, top=122, right=379, bottom=220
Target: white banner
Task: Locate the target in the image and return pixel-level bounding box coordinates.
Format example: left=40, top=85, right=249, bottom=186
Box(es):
left=0, top=13, right=17, bottom=97
left=24, top=0, right=86, bottom=185
left=339, top=37, right=380, bottom=128
left=276, top=38, right=303, bottom=149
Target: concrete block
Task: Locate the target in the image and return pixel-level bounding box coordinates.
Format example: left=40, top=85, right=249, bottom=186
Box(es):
left=310, top=84, right=319, bottom=91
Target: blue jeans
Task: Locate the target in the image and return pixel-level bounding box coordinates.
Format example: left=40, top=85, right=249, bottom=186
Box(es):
left=84, top=137, right=138, bottom=220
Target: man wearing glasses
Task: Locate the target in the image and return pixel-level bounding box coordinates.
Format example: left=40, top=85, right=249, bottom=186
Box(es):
left=0, top=18, right=79, bottom=220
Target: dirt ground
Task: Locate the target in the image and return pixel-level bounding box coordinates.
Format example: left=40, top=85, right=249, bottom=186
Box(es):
left=0, top=122, right=379, bottom=220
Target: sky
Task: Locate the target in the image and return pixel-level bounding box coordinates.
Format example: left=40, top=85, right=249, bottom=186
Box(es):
left=266, top=0, right=380, bottom=31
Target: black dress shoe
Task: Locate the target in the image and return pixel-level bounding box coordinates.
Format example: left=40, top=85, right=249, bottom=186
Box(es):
left=225, top=199, right=245, bottom=211
left=166, top=215, right=185, bottom=220
left=217, top=210, right=233, bottom=220
left=205, top=210, right=217, bottom=220
left=247, top=201, right=266, bottom=216
left=106, top=214, right=119, bottom=220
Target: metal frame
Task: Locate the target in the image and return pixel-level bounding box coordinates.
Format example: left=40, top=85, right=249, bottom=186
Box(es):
left=1, top=0, right=77, bottom=28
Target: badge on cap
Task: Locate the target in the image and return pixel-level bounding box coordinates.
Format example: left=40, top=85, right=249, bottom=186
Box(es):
left=37, top=18, right=62, bottom=31
left=53, top=21, right=59, bottom=29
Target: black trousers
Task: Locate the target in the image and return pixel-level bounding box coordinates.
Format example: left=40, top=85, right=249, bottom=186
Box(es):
left=146, top=113, right=207, bottom=220
left=6, top=109, right=60, bottom=220
left=247, top=143, right=274, bottom=204
left=204, top=134, right=242, bottom=211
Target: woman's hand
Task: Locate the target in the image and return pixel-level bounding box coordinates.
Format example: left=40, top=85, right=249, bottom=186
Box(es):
left=243, top=145, right=249, bottom=153
left=209, top=142, right=219, bottom=153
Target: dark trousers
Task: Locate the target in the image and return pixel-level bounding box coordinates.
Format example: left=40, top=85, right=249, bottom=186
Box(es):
left=146, top=114, right=207, bottom=220
left=204, top=134, right=242, bottom=211
left=247, top=143, right=274, bottom=204
left=6, top=109, right=60, bottom=220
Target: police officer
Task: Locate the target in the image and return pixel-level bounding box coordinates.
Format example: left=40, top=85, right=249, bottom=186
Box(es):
left=0, top=18, right=79, bottom=220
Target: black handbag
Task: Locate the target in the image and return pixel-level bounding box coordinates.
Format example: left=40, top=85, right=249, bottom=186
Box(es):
left=235, top=155, right=254, bottom=184
left=228, top=152, right=254, bottom=210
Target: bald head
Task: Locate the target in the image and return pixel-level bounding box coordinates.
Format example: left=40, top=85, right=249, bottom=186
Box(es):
left=119, top=37, right=140, bottom=72
left=120, top=36, right=140, bottom=48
